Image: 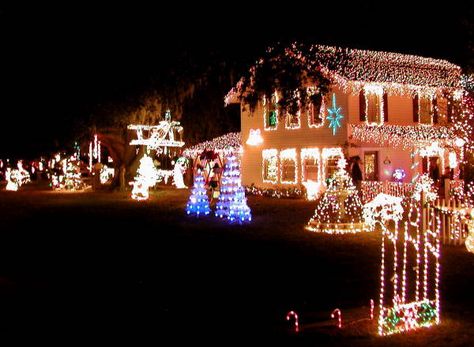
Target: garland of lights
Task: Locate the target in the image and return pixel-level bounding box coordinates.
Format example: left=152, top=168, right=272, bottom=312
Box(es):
left=245, top=184, right=304, bottom=199
left=350, top=124, right=455, bottom=149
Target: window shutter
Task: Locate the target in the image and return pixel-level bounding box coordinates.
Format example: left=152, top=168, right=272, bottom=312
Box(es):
left=359, top=90, right=366, bottom=121
left=447, top=100, right=453, bottom=123
left=432, top=97, right=438, bottom=124
left=413, top=95, right=419, bottom=123
left=383, top=93, right=389, bottom=123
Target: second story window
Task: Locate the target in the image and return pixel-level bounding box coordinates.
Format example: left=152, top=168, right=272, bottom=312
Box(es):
left=264, top=94, right=278, bottom=130
left=362, top=85, right=385, bottom=125
left=308, top=94, right=325, bottom=128
left=285, top=111, right=301, bottom=129
left=413, top=93, right=433, bottom=125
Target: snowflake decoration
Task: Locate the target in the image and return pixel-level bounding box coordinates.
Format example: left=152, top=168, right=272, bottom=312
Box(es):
left=326, top=93, right=344, bottom=135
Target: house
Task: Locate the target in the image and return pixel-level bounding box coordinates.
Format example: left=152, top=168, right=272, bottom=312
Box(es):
left=227, top=44, right=467, bottom=198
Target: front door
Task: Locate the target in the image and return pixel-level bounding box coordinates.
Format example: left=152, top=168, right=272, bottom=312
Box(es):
left=364, top=151, right=379, bottom=181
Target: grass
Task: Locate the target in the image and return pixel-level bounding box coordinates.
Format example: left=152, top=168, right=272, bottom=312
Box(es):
left=0, top=185, right=473, bottom=345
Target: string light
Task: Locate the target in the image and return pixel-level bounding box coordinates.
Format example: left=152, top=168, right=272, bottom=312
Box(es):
left=183, top=132, right=242, bottom=158
left=128, top=119, right=185, bottom=150
left=286, top=311, right=299, bottom=333
left=245, top=184, right=304, bottom=199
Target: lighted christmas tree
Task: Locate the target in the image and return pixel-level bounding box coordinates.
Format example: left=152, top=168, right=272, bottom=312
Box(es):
left=186, top=169, right=211, bottom=216
left=131, top=154, right=161, bottom=201
left=215, top=154, right=252, bottom=222
left=306, top=158, right=365, bottom=233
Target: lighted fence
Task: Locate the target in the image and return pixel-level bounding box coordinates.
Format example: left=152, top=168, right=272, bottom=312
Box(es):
left=432, top=198, right=469, bottom=245
left=361, top=181, right=414, bottom=204
left=364, top=193, right=441, bottom=336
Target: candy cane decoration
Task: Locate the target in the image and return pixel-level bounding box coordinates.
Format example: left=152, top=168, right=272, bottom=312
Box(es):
left=370, top=299, right=375, bottom=320
left=331, top=309, right=342, bottom=328
left=286, top=311, right=299, bottom=332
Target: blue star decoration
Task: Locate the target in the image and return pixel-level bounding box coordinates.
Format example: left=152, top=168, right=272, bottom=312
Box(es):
left=326, top=93, right=344, bottom=135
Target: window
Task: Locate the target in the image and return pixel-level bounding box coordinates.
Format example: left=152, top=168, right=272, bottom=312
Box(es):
left=264, top=94, right=278, bottom=130
left=285, top=111, right=300, bottom=129
left=322, top=147, right=344, bottom=182
left=262, top=149, right=278, bottom=183
left=364, top=151, right=378, bottom=181
left=280, top=149, right=297, bottom=184
left=301, top=148, right=320, bottom=182
left=366, top=92, right=382, bottom=124
left=436, top=96, right=448, bottom=124
left=308, top=95, right=325, bottom=128
left=362, top=86, right=385, bottom=125
left=419, top=96, right=432, bottom=124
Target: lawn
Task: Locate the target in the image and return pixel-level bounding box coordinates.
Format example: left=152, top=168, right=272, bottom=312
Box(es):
left=0, top=185, right=473, bottom=345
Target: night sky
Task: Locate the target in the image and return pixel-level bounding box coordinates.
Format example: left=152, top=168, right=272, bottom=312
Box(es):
left=0, top=2, right=472, bottom=158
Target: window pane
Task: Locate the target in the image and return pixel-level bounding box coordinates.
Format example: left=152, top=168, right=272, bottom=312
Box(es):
left=419, top=97, right=432, bottom=124
left=367, top=93, right=381, bottom=123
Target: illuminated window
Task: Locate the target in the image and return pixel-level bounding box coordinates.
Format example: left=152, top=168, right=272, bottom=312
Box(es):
left=280, top=149, right=297, bottom=184
left=436, top=96, right=448, bottom=124
left=367, top=92, right=382, bottom=124
left=308, top=95, right=325, bottom=128
left=285, top=111, right=300, bottom=129
left=264, top=94, right=278, bottom=130
left=419, top=96, right=432, bottom=124
left=262, top=149, right=278, bottom=183
left=301, top=148, right=320, bottom=182
left=364, top=151, right=378, bottom=181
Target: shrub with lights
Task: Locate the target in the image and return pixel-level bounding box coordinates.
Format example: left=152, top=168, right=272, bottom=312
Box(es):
left=306, top=158, right=366, bottom=234
left=51, top=156, right=85, bottom=191
left=186, top=169, right=211, bottom=216
left=215, top=154, right=252, bottom=223
left=130, top=154, right=161, bottom=201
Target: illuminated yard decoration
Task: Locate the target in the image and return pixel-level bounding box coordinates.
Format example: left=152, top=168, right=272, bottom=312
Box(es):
left=215, top=154, right=252, bottom=223
left=172, top=157, right=188, bottom=189
left=246, top=129, right=264, bottom=146
left=50, top=156, right=85, bottom=191
left=466, top=210, right=474, bottom=253
left=186, top=169, right=211, bottom=216
left=130, top=154, right=161, bottom=201
left=372, top=187, right=441, bottom=336
left=306, top=158, right=366, bottom=234
left=5, top=162, right=29, bottom=191
left=326, top=93, right=343, bottom=135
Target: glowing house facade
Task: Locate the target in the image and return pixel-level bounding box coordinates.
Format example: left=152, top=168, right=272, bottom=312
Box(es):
left=229, top=45, right=466, bottom=196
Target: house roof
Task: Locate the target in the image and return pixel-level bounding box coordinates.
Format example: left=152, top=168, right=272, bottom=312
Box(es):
left=311, top=45, right=461, bottom=88
left=226, top=44, right=462, bottom=104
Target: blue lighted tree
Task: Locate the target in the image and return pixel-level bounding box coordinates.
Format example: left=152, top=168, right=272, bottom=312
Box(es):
left=186, top=169, right=211, bottom=216
left=215, top=154, right=252, bottom=223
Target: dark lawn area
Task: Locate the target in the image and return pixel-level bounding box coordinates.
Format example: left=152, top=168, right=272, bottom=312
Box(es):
left=0, top=185, right=473, bottom=345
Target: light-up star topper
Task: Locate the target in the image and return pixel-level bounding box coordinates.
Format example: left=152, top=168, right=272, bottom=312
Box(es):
left=326, top=93, right=344, bottom=135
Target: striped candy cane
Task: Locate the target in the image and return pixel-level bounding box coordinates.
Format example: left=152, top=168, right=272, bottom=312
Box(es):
left=331, top=309, right=342, bottom=328
left=286, top=311, right=299, bottom=332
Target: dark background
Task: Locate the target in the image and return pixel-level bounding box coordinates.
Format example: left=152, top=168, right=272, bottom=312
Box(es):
left=0, top=2, right=472, bottom=158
